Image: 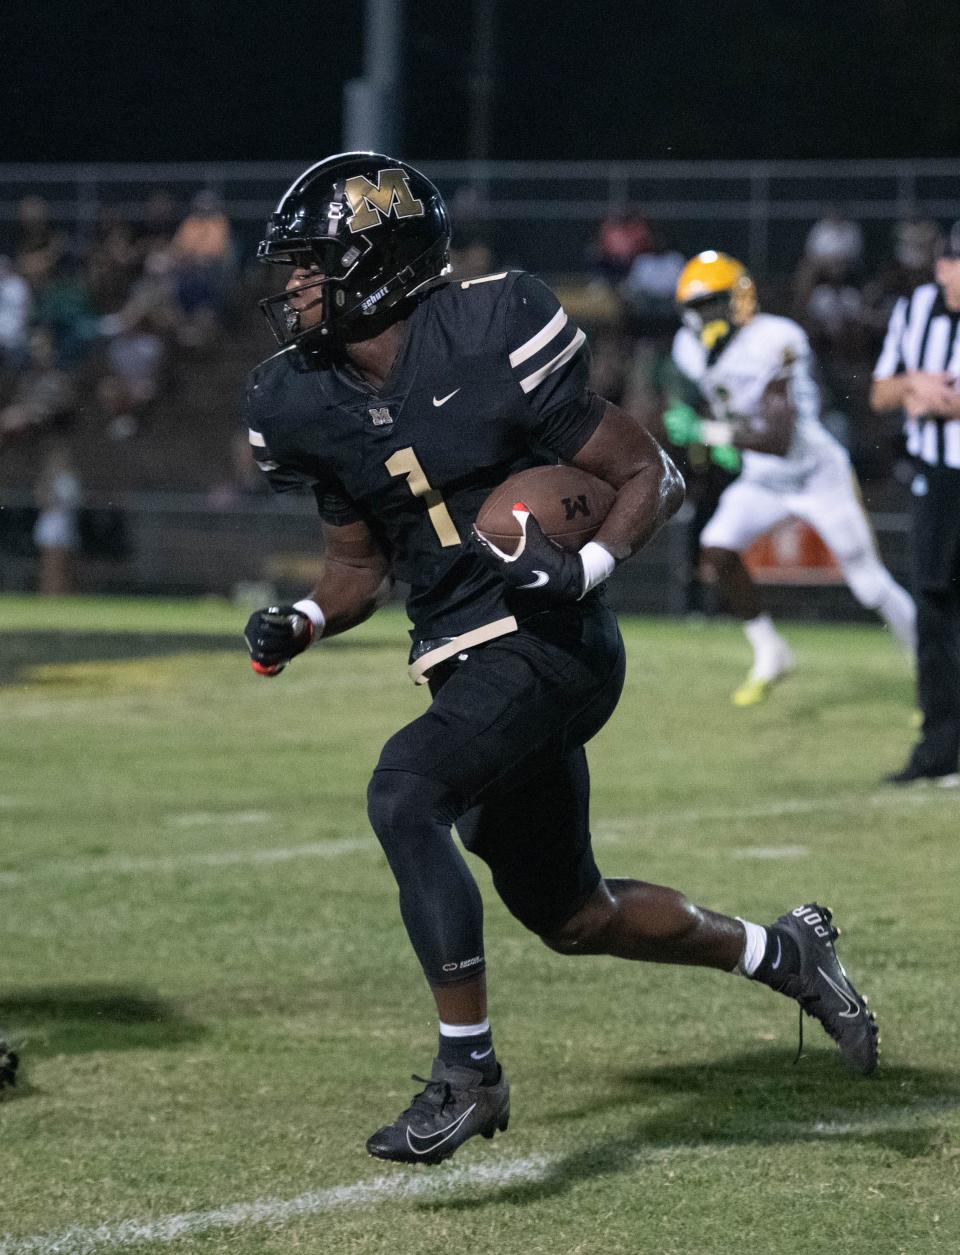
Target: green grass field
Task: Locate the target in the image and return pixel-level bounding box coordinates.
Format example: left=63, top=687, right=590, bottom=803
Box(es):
left=0, top=594, right=957, bottom=1254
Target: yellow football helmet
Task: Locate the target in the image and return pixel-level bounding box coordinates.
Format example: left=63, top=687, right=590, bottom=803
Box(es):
left=675, top=250, right=758, bottom=351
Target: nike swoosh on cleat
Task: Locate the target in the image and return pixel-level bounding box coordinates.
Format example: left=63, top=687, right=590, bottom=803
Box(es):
left=771, top=936, right=782, bottom=970
left=816, top=966, right=861, bottom=1018
left=517, top=570, right=549, bottom=589
left=405, top=1102, right=477, bottom=1156
left=433, top=389, right=461, bottom=407
left=470, top=1047, right=493, bottom=1061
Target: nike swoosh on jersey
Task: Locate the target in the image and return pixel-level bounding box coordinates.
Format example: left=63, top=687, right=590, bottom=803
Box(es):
left=816, top=966, right=861, bottom=1017
left=405, top=1102, right=477, bottom=1156
left=517, top=570, right=549, bottom=589
left=771, top=935, right=782, bottom=970
left=433, top=389, right=461, bottom=407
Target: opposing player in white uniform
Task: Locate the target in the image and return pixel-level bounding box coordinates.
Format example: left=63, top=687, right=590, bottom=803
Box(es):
left=665, top=251, right=915, bottom=705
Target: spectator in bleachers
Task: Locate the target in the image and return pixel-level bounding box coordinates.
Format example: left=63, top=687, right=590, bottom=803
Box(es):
left=792, top=232, right=870, bottom=456
left=802, top=276, right=865, bottom=352
left=803, top=209, right=864, bottom=274
left=169, top=190, right=235, bottom=346
left=0, top=328, right=76, bottom=441
left=615, top=229, right=685, bottom=432
left=99, top=244, right=179, bottom=338
left=14, top=195, right=68, bottom=288
left=788, top=209, right=863, bottom=318
left=85, top=206, right=144, bottom=315
left=0, top=255, right=31, bottom=370
left=861, top=218, right=944, bottom=331
left=801, top=278, right=871, bottom=457
left=620, top=233, right=685, bottom=330
left=95, top=309, right=167, bottom=441
left=33, top=253, right=100, bottom=367
left=588, top=210, right=655, bottom=288
left=132, top=190, right=179, bottom=260
left=33, top=441, right=82, bottom=596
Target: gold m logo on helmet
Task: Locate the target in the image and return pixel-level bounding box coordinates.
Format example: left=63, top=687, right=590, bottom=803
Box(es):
left=343, top=169, right=425, bottom=234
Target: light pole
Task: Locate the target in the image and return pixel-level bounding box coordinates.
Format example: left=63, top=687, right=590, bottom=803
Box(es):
left=343, top=0, right=404, bottom=154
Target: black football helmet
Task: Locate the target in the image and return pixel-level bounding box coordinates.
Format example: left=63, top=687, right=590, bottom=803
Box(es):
left=257, top=152, right=451, bottom=360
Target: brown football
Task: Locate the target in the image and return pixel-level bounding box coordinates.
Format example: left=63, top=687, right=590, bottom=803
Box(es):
left=475, top=464, right=617, bottom=554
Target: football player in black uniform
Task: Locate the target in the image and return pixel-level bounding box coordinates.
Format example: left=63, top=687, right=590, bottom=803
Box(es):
left=243, top=153, right=879, bottom=1164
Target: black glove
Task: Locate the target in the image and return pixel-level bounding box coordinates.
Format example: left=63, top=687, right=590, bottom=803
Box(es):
left=472, top=503, right=584, bottom=605
left=244, top=605, right=314, bottom=676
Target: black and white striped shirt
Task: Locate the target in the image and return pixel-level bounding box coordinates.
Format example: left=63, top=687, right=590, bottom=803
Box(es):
left=873, top=282, right=960, bottom=469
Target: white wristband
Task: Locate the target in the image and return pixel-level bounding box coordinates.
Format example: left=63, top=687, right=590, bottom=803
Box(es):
left=292, top=598, right=326, bottom=639
left=578, top=540, right=616, bottom=597
left=700, top=419, right=735, bottom=447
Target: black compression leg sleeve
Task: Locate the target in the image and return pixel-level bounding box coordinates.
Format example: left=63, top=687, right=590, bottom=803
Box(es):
left=367, top=768, right=485, bottom=985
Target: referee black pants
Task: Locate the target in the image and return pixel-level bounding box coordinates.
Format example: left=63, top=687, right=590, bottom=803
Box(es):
left=910, top=466, right=960, bottom=772
left=366, top=598, right=626, bottom=986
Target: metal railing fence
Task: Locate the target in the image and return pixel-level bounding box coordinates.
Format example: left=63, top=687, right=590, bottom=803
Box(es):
left=1, top=157, right=957, bottom=275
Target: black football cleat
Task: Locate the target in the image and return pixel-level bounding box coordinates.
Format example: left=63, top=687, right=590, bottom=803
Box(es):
left=0, top=1037, right=19, bottom=1092
left=366, top=1057, right=510, bottom=1165
left=883, top=761, right=960, bottom=787
left=771, top=903, right=879, bottom=1076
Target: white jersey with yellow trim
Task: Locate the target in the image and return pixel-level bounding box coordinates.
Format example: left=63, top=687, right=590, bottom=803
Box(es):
left=672, top=313, right=846, bottom=488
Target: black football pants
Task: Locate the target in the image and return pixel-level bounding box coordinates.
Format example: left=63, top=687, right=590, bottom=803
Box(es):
left=910, top=466, right=960, bottom=772
left=366, top=599, right=625, bottom=986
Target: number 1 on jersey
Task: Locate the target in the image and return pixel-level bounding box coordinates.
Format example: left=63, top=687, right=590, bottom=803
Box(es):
left=385, top=447, right=461, bottom=547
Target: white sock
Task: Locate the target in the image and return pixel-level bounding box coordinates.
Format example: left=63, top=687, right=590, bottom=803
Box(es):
left=439, top=1018, right=490, bottom=1038
left=744, top=613, right=781, bottom=652
left=734, top=918, right=768, bottom=976
left=743, top=614, right=787, bottom=680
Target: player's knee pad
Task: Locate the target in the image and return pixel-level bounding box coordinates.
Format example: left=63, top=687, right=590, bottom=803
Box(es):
left=838, top=549, right=894, bottom=609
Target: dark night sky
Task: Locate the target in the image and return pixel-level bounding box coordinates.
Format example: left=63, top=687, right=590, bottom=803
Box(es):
left=2, top=1, right=959, bottom=164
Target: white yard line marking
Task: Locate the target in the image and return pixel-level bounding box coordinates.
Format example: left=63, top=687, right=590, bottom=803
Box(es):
left=4, top=1097, right=956, bottom=1255
left=0, top=838, right=372, bottom=887
left=0, top=1156, right=551, bottom=1255
left=165, top=811, right=274, bottom=828
left=731, top=845, right=809, bottom=860
left=781, top=1097, right=960, bottom=1137
left=593, top=787, right=956, bottom=845
left=0, top=787, right=952, bottom=889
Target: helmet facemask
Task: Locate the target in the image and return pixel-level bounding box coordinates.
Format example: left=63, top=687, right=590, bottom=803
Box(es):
left=258, top=236, right=375, bottom=361
left=680, top=292, right=734, bottom=352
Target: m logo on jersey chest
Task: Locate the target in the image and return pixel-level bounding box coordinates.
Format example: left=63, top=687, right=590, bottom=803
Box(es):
left=562, top=494, right=590, bottom=520
left=344, top=169, right=425, bottom=234
left=369, top=407, right=394, bottom=426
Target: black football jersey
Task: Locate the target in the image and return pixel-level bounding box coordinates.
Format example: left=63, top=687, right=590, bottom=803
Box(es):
left=245, top=269, right=605, bottom=639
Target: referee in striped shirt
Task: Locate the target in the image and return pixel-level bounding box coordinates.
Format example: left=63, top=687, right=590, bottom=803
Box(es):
left=871, top=220, right=960, bottom=785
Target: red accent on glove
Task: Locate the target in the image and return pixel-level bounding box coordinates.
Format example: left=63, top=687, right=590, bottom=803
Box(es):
left=250, top=660, right=285, bottom=677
